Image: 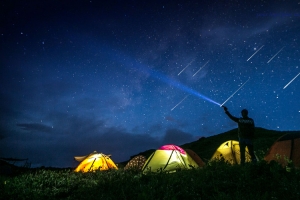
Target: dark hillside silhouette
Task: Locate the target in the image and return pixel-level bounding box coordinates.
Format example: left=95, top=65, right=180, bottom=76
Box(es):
left=120, top=127, right=287, bottom=166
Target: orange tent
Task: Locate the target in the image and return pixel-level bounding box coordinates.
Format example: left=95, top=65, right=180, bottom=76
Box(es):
left=74, top=151, right=118, bottom=172
left=264, top=132, right=300, bottom=167
left=185, top=149, right=205, bottom=167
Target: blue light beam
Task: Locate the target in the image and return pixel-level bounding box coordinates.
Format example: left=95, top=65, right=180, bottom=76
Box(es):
left=104, top=47, right=221, bottom=107
left=149, top=68, right=221, bottom=106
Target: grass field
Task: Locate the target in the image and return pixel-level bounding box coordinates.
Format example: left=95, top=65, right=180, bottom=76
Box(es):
left=1, top=128, right=299, bottom=199
left=1, top=160, right=300, bottom=200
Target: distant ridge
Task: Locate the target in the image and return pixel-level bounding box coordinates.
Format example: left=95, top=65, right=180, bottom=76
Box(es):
left=119, top=127, right=298, bottom=166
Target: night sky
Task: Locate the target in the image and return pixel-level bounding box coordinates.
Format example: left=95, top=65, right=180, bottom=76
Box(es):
left=1, top=1, right=300, bottom=168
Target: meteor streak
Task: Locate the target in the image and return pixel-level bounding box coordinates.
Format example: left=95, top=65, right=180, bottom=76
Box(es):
left=220, top=78, right=250, bottom=107
left=283, top=72, right=300, bottom=89
left=178, top=59, right=195, bottom=75
left=267, top=47, right=285, bottom=63
left=247, top=45, right=264, bottom=61
left=171, top=95, right=189, bottom=111
left=192, top=60, right=209, bottom=77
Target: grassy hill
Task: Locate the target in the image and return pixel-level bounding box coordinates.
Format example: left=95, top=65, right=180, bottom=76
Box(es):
left=2, top=128, right=300, bottom=199
left=180, top=127, right=287, bottom=161
left=121, top=127, right=295, bottom=166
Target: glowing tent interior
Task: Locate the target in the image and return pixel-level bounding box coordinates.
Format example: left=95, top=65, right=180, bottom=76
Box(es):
left=74, top=151, right=118, bottom=172
left=210, top=140, right=252, bottom=164
left=142, top=144, right=200, bottom=173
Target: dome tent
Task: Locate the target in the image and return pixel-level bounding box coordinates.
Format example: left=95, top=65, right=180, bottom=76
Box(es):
left=264, top=132, right=300, bottom=168
left=185, top=149, right=205, bottom=167
left=210, top=140, right=253, bottom=164
left=124, top=155, right=146, bottom=170
left=142, top=144, right=200, bottom=173
left=74, top=151, right=118, bottom=172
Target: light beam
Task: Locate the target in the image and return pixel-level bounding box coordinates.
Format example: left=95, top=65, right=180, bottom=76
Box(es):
left=103, top=46, right=222, bottom=107
left=150, top=69, right=221, bottom=106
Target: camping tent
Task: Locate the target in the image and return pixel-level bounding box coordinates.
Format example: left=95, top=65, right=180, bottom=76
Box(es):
left=124, top=155, right=146, bottom=170
left=74, top=151, right=118, bottom=172
left=185, top=149, right=206, bottom=167
left=210, top=140, right=252, bottom=164
left=264, top=132, right=300, bottom=167
left=142, top=144, right=200, bottom=173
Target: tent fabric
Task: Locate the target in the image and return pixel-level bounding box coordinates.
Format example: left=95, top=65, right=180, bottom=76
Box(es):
left=142, top=144, right=200, bottom=173
left=185, top=149, right=206, bottom=167
left=159, top=145, right=186, bottom=154
left=210, top=140, right=252, bottom=164
left=264, top=132, right=300, bottom=167
left=74, top=151, right=118, bottom=172
left=74, top=156, right=88, bottom=162
left=124, top=155, right=146, bottom=170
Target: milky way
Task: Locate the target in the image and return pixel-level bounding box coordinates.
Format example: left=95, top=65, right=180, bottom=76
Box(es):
left=1, top=1, right=299, bottom=167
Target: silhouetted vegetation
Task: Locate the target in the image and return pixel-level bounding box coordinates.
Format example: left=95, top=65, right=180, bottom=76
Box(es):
left=1, top=128, right=299, bottom=199
left=1, top=160, right=299, bottom=199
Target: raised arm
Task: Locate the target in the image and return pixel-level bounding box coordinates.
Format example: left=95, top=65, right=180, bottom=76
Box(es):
left=222, top=106, right=239, bottom=123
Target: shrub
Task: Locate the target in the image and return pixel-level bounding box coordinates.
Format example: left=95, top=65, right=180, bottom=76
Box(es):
left=1, top=161, right=299, bottom=200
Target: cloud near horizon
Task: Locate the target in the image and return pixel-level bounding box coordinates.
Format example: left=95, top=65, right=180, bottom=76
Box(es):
left=0, top=114, right=198, bottom=168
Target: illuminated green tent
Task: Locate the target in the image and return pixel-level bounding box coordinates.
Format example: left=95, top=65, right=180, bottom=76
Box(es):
left=210, top=140, right=252, bottom=164
left=142, top=144, right=200, bottom=173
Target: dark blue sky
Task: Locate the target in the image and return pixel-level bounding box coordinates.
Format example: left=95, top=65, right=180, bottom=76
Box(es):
left=1, top=0, right=300, bottom=168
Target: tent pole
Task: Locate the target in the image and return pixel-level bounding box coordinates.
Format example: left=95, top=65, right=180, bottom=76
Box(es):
left=174, top=149, right=187, bottom=168
left=232, top=141, right=238, bottom=164
left=103, top=154, right=110, bottom=169
left=142, top=151, right=156, bottom=171
left=290, top=139, right=294, bottom=161
left=88, top=158, right=96, bottom=172
left=163, top=150, right=174, bottom=170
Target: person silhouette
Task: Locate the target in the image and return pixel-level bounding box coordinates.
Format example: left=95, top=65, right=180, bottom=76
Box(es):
left=222, top=106, right=257, bottom=164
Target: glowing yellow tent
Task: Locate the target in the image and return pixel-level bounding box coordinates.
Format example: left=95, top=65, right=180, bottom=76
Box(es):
left=74, top=151, right=118, bottom=172
left=210, top=140, right=251, bottom=164
left=142, top=144, right=200, bottom=173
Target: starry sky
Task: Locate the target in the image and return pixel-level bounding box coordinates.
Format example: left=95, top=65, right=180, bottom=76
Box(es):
left=1, top=0, right=300, bottom=168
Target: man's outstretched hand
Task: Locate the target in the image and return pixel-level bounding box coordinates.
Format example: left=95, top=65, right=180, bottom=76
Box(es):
left=222, top=106, right=228, bottom=112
